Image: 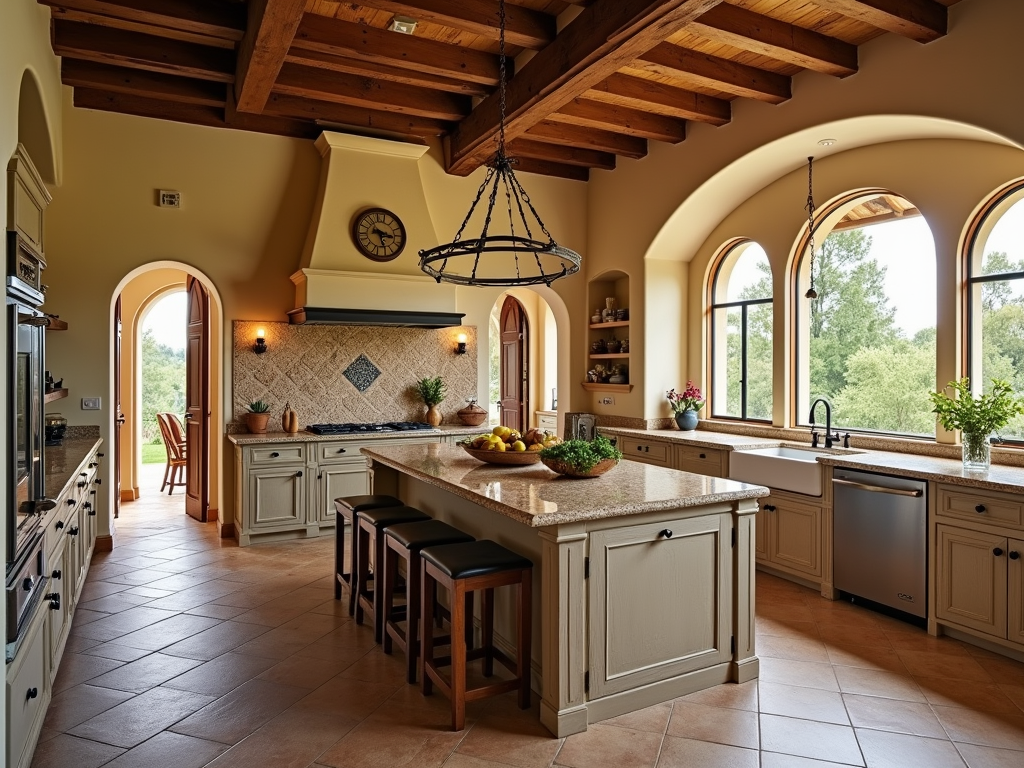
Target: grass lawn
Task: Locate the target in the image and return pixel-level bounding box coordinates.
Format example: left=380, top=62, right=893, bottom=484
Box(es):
left=141, top=443, right=166, bottom=464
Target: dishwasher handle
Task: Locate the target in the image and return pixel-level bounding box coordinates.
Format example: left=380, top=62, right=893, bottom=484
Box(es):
left=832, top=477, right=923, bottom=497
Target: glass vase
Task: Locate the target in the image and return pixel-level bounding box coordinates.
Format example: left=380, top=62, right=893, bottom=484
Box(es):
left=961, top=431, right=991, bottom=472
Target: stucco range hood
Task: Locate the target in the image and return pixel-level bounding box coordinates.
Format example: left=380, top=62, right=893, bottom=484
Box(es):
left=287, top=306, right=464, bottom=327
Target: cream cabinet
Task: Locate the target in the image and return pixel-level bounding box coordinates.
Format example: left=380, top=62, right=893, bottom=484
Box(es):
left=249, top=466, right=307, bottom=531
left=607, top=433, right=728, bottom=478
left=675, top=445, right=728, bottom=478
left=756, top=491, right=822, bottom=579
left=618, top=436, right=673, bottom=467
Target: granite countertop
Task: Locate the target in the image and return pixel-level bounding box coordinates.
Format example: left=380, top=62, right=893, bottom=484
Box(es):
left=597, top=426, right=782, bottom=451
left=45, top=437, right=103, bottom=499
left=228, top=425, right=481, bottom=446
left=818, top=452, right=1024, bottom=495
left=361, top=443, right=769, bottom=528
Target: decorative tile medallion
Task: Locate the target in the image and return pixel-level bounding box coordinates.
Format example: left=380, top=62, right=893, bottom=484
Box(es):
left=343, top=354, right=382, bottom=393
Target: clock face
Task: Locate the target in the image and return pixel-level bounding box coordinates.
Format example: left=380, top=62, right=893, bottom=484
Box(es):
left=352, top=208, right=406, bottom=262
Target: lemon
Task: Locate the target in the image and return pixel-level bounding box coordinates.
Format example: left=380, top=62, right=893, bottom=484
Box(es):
left=512, top=440, right=526, bottom=452
left=494, top=440, right=506, bottom=451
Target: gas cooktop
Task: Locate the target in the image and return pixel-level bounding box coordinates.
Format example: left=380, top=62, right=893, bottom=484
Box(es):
left=306, top=422, right=435, bottom=435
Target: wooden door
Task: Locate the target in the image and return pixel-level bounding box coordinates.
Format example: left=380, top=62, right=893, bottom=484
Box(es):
left=185, top=277, right=210, bottom=522
left=935, top=524, right=1007, bottom=638
left=114, top=295, right=123, bottom=519
left=499, top=296, right=528, bottom=432
left=769, top=498, right=821, bottom=577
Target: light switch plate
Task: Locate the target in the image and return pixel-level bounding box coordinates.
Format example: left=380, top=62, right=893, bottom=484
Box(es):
left=600, top=396, right=615, bottom=406
left=82, top=397, right=101, bottom=410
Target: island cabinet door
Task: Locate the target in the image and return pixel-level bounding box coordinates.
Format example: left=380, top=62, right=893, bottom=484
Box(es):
left=316, top=464, right=369, bottom=524
left=768, top=498, right=821, bottom=578
left=588, top=514, right=732, bottom=699
left=935, top=524, right=1007, bottom=638
left=249, top=466, right=306, bottom=530
left=754, top=504, right=770, bottom=563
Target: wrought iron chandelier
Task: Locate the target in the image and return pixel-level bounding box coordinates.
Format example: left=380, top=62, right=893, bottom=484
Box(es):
left=418, top=0, right=582, bottom=288
left=804, top=156, right=819, bottom=299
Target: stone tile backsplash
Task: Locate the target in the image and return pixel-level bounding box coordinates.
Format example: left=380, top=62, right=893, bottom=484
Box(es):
left=231, top=321, right=477, bottom=429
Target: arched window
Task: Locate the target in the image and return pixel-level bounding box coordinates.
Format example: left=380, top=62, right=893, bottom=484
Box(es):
left=710, top=241, right=773, bottom=421
left=966, top=183, right=1024, bottom=443
left=795, top=193, right=936, bottom=436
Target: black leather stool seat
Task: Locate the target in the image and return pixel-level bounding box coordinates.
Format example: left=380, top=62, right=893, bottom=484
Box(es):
left=336, top=494, right=403, bottom=514
left=357, top=505, right=430, bottom=529
left=385, top=520, right=474, bottom=552
left=420, top=540, right=533, bottom=580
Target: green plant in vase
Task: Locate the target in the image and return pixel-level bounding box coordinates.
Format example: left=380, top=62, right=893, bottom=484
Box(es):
left=415, top=376, right=447, bottom=427
left=929, top=378, right=1024, bottom=471
left=245, top=399, right=272, bottom=434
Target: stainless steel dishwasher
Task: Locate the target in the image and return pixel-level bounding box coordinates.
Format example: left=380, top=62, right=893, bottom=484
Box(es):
left=832, top=467, right=928, bottom=620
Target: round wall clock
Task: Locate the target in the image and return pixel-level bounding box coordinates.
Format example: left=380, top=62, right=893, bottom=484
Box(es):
left=352, top=207, right=407, bottom=262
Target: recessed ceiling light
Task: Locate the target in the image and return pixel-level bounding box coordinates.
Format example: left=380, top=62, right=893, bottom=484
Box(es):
left=388, top=16, right=418, bottom=34
left=817, top=138, right=838, bottom=147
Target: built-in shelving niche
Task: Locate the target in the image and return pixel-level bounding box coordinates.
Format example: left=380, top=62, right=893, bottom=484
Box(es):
left=585, top=271, right=632, bottom=393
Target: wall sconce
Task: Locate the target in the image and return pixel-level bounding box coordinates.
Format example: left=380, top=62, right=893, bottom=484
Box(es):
left=455, top=333, right=467, bottom=355
left=253, top=327, right=268, bottom=355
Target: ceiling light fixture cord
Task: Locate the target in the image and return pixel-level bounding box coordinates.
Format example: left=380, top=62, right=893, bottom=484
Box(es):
left=418, top=0, right=581, bottom=287
left=805, top=156, right=818, bottom=300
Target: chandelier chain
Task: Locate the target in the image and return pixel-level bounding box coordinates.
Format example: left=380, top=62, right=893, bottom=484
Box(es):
left=497, top=0, right=507, bottom=155
left=805, top=156, right=818, bottom=299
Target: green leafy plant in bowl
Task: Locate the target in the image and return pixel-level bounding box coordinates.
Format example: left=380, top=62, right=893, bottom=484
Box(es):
left=245, top=400, right=272, bottom=434
left=539, top=435, right=622, bottom=478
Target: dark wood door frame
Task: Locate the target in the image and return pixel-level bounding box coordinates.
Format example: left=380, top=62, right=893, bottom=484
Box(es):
left=499, top=295, right=529, bottom=433
left=114, top=296, right=123, bottom=519
left=185, top=276, right=211, bottom=522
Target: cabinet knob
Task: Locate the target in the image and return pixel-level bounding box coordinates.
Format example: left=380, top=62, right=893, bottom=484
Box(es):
left=296, top=471, right=303, bottom=478
left=89, top=462, right=98, bottom=468
left=659, top=529, right=673, bottom=539
left=22, top=578, right=33, bottom=591
left=337, top=448, right=346, bottom=454
left=66, top=499, right=75, bottom=506
left=89, top=509, right=96, bottom=517
left=1010, top=551, right=1020, bottom=560
left=26, top=688, right=38, bottom=700
left=95, top=478, right=102, bottom=484
left=976, top=504, right=986, bottom=514
left=55, top=521, right=64, bottom=530
left=270, top=452, right=280, bottom=458
left=994, top=547, right=1004, bottom=557
left=52, top=570, right=62, bottom=580
left=763, top=504, right=776, bottom=512
left=699, top=453, right=706, bottom=459
left=49, top=595, right=61, bottom=610
left=80, top=472, right=87, bottom=477
left=69, top=526, right=80, bottom=536
left=97, top=453, right=105, bottom=458
left=77, top=481, right=86, bottom=488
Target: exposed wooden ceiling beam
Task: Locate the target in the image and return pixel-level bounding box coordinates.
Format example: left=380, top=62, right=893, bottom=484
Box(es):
left=586, top=73, right=730, bottom=125
left=525, top=120, right=648, bottom=160
left=507, top=138, right=616, bottom=170
left=234, top=0, right=307, bottom=114
left=273, top=62, right=470, bottom=122
left=358, top=0, right=555, bottom=50
left=291, top=14, right=499, bottom=87
left=811, top=0, right=946, bottom=43
left=52, top=19, right=234, bottom=82
left=61, top=58, right=226, bottom=107
left=72, top=86, right=319, bottom=139
left=689, top=4, right=858, bottom=77
left=550, top=98, right=687, bottom=143
left=37, top=0, right=244, bottom=42
left=512, top=156, right=590, bottom=182
left=633, top=43, right=790, bottom=104
left=262, top=92, right=451, bottom=138
left=43, top=6, right=236, bottom=49
left=446, top=0, right=722, bottom=175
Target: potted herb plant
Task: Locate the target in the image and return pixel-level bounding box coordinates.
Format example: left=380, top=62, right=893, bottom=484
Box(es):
left=245, top=400, right=272, bottom=434
left=667, top=381, right=705, bottom=431
left=415, top=376, right=447, bottom=427
left=929, top=377, right=1024, bottom=472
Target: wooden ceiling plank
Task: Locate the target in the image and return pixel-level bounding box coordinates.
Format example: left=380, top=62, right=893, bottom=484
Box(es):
left=37, top=0, right=244, bottom=41
left=234, top=0, right=307, bottom=114
left=586, top=72, right=730, bottom=125
left=61, top=59, right=226, bottom=107
left=43, top=7, right=237, bottom=49
left=688, top=4, right=858, bottom=77
left=811, top=0, right=946, bottom=43
left=525, top=120, right=648, bottom=159
left=292, top=14, right=499, bottom=86
left=635, top=43, right=790, bottom=104
left=511, top=155, right=590, bottom=181
left=262, top=92, right=450, bottom=137
left=356, top=0, right=555, bottom=50
left=446, top=0, right=722, bottom=175
left=284, top=51, right=490, bottom=96
left=507, top=138, right=616, bottom=169
left=550, top=98, right=686, bottom=143
left=52, top=19, right=235, bottom=82
left=273, top=62, right=471, bottom=121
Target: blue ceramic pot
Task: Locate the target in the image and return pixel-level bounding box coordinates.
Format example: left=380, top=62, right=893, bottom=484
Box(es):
left=675, top=410, right=699, bottom=431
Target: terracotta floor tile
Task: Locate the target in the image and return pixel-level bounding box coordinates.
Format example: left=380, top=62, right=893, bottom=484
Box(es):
left=915, top=676, right=1020, bottom=713
left=816, top=625, right=893, bottom=649
left=756, top=617, right=821, bottom=640
left=169, top=678, right=310, bottom=745
left=204, top=709, right=357, bottom=768
left=855, top=729, right=966, bottom=768
left=998, top=684, right=1024, bottom=714
left=258, top=653, right=353, bottom=689
left=87, top=652, right=204, bottom=693
left=760, top=657, right=840, bottom=692
left=656, top=735, right=758, bottom=768
left=759, top=681, right=850, bottom=725
left=825, top=642, right=910, bottom=673
left=556, top=722, right=663, bottom=768
left=455, top=709, right=561, bottom=767
left=760, top=753, right=863, bottom=768
left=158, top=619, right=271, bottom=660
left=184, top=603, right=251, bottom=620
left=100, top=731, right=229, bottom=768
left=79, top=642, right=154, bottom=662
left=833, top=666, right=925, bottom=702
left=883, top=630, right=970, bottom=656
left=843, top=693, right=947, bottom=739
left=122, top=585, right=176, bottom=598
left=162, top=652, right=279, bottom=696
left=68, top=686, right=215, bottom=748
left=975, top=658, right=1024, bottom=688
left=113, top=613, right=223, bottom=651
left=676, top=680, right=758, bottom=711
left=42, top=684, right=136, bottom=732
left=598, top=701, right=672, bottom=734
left=759, top=633, right=831, bottom=663
left=933, top=706, right=1024, bottom=750
left=759, top=714, right=863, bottom=765
left=954, top=742, right=1024, bottom=768
left=667, top=700, right=759, bottom=747
left=51, top=652, right=126, bottom=694
left=897, top=651, right=994, bottom=683
left=28, top=734, right=126, bottom=768
left=75, top=605, right=181, bottom=640
left=442, top=755, right=522, bottom=768
left=62, top=633, right=103, bottom=655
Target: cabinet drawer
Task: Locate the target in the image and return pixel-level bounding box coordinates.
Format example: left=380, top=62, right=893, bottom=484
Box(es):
left=937, top=485, right=1024, bottom=529
left=7, top=614, right=47, bottom=768
left=248, top=445, right=306, bottom=465
left=619, top=438, right=671, bottom=467
left=316, top=442, right=364, bottom=464
left=675, top=445, right=725, bottom=477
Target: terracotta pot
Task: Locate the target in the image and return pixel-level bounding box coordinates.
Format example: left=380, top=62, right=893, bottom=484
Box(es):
left=457, top=401, right=488, bottom=426
left=425, top=404, right=443, bottom=427
left=246, top=412, right=271, bottom=434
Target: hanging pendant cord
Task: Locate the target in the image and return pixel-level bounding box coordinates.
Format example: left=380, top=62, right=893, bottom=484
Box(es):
left=497, top=0, right=507, bottom=158
left=805, top=156, right=818, bottom=300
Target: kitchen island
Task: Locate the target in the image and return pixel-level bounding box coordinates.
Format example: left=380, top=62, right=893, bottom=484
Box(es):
left=363, top=442, right=769, bottom=737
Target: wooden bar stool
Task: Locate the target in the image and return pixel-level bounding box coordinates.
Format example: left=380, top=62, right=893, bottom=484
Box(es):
left=355, top=505, right=431, bottom=642
left=382, top=520, right=475, bottom=683
left=334, top=495, right=403, bottom=616
left=419, top=539, right=533, bottom=731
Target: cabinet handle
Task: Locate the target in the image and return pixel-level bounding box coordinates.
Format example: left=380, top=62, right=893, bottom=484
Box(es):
left=645, top=446, right=649, bottom=452
left=763, top=504, right=776, bottom=512
left=89, top=462, right=98, bottom=468
left=80, top=472, right=87, bottom=477
left=95, top=478, right=102, bottom=484
left=52, top=570, right=62, bottom=580
left=89, top=509, right=96, bottom=517
left=97, top=453, right=105, bottom=458
left=994, top=547, right=1004, bottom=557
left=26, top=688, right=38, bottom=700
left=1010, top=551, right=1020, bottom=560
left=22, top=578, right=33, bottom=591
left=77, top=481, right=86, bottom=488
left=296, top=471, right=303, bottom=478
left=976, top=504, right=986, bottom=514
left=69, top=526, right=80, bottom=536
left=55, top=521, right=64, bottom=530
left=659, top=529, right=673, bottom=539
left=46, top=593, right=60, bottom=610
left=699, top=453, right=706, bottom=459
left=66, top=499, right=76, bottom=506
left=270, top=452, right=280, bottom=458
left=337, top=448, right=347, bottom=454
left=636, top=446, right=642, bottom=452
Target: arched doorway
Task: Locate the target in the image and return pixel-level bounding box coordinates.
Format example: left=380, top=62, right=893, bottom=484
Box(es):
left=499, top=295, right=529, bottom=432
